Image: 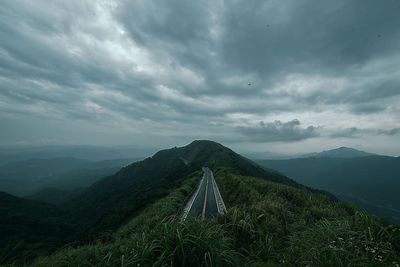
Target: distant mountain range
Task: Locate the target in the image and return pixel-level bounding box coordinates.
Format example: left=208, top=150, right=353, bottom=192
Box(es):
left=247, top=146, right=380, bottom=160
left=299, top=146, right=377, bottom=158
left=0, top=145, right=152, bottom=165
left=0, top=157, right=138, bottom=198
left=257, top=147, right=400, bottom=224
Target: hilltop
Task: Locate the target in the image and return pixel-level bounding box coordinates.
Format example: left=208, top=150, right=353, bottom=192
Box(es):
left=65, top=140, right=298, bottom=239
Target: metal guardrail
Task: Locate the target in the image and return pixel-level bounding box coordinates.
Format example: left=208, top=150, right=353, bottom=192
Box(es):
left=181, top=174, right=204, bottom=221
left=210, top=170, right=227, bottom=214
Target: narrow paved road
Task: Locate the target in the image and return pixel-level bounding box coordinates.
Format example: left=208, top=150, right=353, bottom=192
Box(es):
left=183, top=167, right=226, bottom=219
left=205, top=168, right=218, bottom=218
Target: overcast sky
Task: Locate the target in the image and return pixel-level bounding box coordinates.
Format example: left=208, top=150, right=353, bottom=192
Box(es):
left=1, top=0, right=400, bottom=155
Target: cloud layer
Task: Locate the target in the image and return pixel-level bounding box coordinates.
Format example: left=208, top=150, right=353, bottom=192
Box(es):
left=0, top=0, right=399, bottom=154
left=237, top=119, right=319, bottom=142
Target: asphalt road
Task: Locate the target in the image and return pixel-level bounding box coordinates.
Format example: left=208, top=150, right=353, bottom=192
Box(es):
left=185, top=167, right=222, bottom=219
left=205, top=168, right=218, bottom=218
left=187, top=173, right=207, bottom=217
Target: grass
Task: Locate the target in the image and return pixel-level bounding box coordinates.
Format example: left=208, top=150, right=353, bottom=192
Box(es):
left=286, top=214, right=400, bottom=266
left=124, top=219, right=238, bottom=267
left=214, top=168, right=400, bottom=266
left=20, top=168, right=400, bottom=267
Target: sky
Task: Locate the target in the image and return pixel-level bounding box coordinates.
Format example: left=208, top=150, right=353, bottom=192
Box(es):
left=1, top=0, right=400, bottom=156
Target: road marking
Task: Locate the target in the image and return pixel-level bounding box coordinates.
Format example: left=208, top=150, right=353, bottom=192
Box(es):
left=202, top=174, right=209, bottom=219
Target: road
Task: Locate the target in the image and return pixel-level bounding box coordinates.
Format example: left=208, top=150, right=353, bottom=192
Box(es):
left=182, top=167, right=226, bottom=219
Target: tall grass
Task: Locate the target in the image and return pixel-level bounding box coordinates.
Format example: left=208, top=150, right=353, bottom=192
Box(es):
left=122, top=219, right=238, bottom=267
left=30, top=168, right=400, bottom=267
left=214, top=168, right=400, bottom=266
left=286, top=213, right=400, bottom=266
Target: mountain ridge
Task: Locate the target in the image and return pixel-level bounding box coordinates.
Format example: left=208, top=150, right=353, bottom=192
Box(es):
left=2, top=140, right=399, bottom=266
left=248, top=146, right=379, bottom=160
left=257, top=155, right=400, bottom=224
left=28, top=144, right=400, bottom=267
left=65, top=140, right=299, bottom=239
left=302, top=146, right=377, bottom=158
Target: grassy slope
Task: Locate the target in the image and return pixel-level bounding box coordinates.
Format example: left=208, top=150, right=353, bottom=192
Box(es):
left=63, top=140, right=295, bottom=242
left=28, top=167, right=400, bottom=267
left=2, top=140, right=294, bottom=265
left=257, top=156, right=400, bottom=224
left=0, top=192, right=73, bottom=265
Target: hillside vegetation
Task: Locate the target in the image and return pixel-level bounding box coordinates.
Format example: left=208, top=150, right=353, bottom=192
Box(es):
left=29, top=166, right=400, bottom=266
left=63, top=140, right=296, bottom=241
left=0, top=192, right=73, bottom=264
left=257, top=156, right=400, bottom=224
left=2, top=141, right=399, bottom=266
left=3, top=140, right=290, bottom=264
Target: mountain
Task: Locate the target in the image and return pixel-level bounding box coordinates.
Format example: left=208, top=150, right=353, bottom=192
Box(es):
left=27, top=187, right=84, bottom=205
left=0, top=158, right=136, bottom=197
left=247, top=147, right=377, bottom=160
left=243, top=151, right=291, bottom=160
left=257, top=155, right=400, bottom=224
left=0, top=192, right=73, bottom=264
left=2, top=140, right=400, bottom=266
left=300, top=146, right=377, bottom=158
left=0, top=145, right=151, bottom=165
left=30, top=141, right=400, bottom=267
left=65, top=140, right=297, bottom=239
left=1, top=140, right=299, bottom=264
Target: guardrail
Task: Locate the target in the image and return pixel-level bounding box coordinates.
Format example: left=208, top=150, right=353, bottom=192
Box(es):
left=210, top=170, right=227, bottom=214
left=181, top=174, right=204, bottom=221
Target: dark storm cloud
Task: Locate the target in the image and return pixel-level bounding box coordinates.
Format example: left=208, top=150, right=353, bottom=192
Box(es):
left=350, top=104, right=386, bottom=114
left=117, top=0, right=220, bottom=68
left=330, top=127, right=361, bottom=138
left=219, top=0, right=400, bottom=75
left=330, top=127, right=400, bottom=138
left=0, top=0, right=399, bottom=150
left=378, top=128, right=400, bottom=136
left=344, top=78, right=400, bottom=105
left=115, top=0, right=400, bottom=108
left=237, top=119, right=319, bottom=142
left=118, top=1, right=213, bottom=46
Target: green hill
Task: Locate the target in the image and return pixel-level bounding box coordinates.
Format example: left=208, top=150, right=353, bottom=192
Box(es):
left=31, top=167, right=400, bottom=267
left=1, top=141, right=399, bottom=266
left=27, top=187, right=84, bottom=205
left=257, top=156, right=400, bottom=224
left=65, top=140, right=296, bottom=240
left=0, top=192, right=73, bottom=264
